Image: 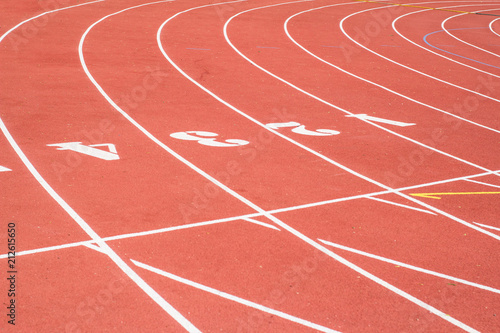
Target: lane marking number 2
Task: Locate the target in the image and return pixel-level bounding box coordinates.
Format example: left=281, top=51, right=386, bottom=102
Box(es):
left=170, top=131, right=249, bottom=147
left=266, top=122, right=340, bottom=136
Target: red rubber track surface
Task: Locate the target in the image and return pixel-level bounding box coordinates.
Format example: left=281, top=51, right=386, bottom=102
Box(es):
left=1, top=0, right=499, bottom=332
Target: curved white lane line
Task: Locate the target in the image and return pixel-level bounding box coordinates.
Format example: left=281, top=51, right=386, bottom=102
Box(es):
left=443, top=9, right=500, bottom=58
left=224, top=4, right=500, bottom=176
left=156, top=1, right=496, bottom=332
left=0, top=1, right=201, bottom=332
left=284, top=3, right=500, bottom=134
left=392, top=3, right=500, bottom=78
left=222, top=2, right=500, bottom=243
left=341, top=1, right=500, bottom=103
left=490, top=17, right=500, bottom=37
left=80, top=1, right=493, bottom=331
left=0, top=2, right=202, bottom=333
left=0, top=0, right=103, bottom=40
left=76, top=0, right=485, bottom=331
left=200, top=0, right=500, bottom=238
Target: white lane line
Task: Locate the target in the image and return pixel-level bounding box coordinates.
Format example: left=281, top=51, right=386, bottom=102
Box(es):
left=1, top=2, right=202, bottom=333
left=0, top=2, right=202, bottom=332
left=490, top=17, right=500, bottom=37
left=443, top=9, right=500, bottom=58
left=132, top=259, right=341, bottom=333
left=0, top=165, right=12, bottom=172
left=284, top=3, right=500, bottom=134
left=62, top=2, right=203, bottom=332
left=367, top=196, right=437, bottom=215
left=2, top=169, right=499, bottom=261
left=243, top=217, right=281, bottom=230
left=73, top=0, right=483, bottom=330
left=0, top=0, right=105, bottom=45
left=393, top=4, right=500, bottom=78
left=226, top=3, right=500, bottom=176
left=464, top=178, right=500, bottom=189
left=158, top=3, right=484, bottom=331
left=221, top=1, right=500, bottom=242
left=0, top=218, right=251, bottom=260
left=473, top=222, right=500, bottom=232
left=340, top=1, right=500, bottom=104
left=0, top=239, right=94, bottom=259
left=263, top=169, right=500, bottom=217
left=318, top=239, right=500, bottom=294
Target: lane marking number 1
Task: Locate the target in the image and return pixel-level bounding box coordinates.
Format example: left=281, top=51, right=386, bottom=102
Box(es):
left=170, top=131, right=249, bottom=147
left=346, top=114, right=416, bottom=127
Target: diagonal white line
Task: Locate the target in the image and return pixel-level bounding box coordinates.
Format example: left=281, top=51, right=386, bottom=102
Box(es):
left=0, top=239, right=94, bottom=259
left=318, top=239, right=500, bottom=294
left=2, top=169, right=499, bottom=261
left=132, top=259, right=341, bottom=333
left=243, top=217, right=281, bottom=230
left=473, top=222, right=500, bottom=232
left=367, top=196, right=437, bottom=215
left=465, top=178, right=500, bottom=189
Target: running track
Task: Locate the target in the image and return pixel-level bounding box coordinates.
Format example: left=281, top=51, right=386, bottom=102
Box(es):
left=0, top=0, right=499, bottom=332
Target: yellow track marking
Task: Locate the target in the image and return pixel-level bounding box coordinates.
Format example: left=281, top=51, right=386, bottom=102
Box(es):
left=409, top=192, right=500, bottom=199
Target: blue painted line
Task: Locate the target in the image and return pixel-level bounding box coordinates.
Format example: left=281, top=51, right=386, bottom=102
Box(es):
left=186, top=48, right=211, bottom=51
left=423, top=27, right=500, bottom=70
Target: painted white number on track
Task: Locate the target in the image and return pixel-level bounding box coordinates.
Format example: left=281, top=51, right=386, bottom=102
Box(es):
left=266, top=122, right=340, bottom=136
left=47, top=142, right=120, bottom=160
left=346, top=114, right=416, bottom=127
left=0, top=166, right=12, bottom=172
left=170, top=131, right=249, bottom=147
